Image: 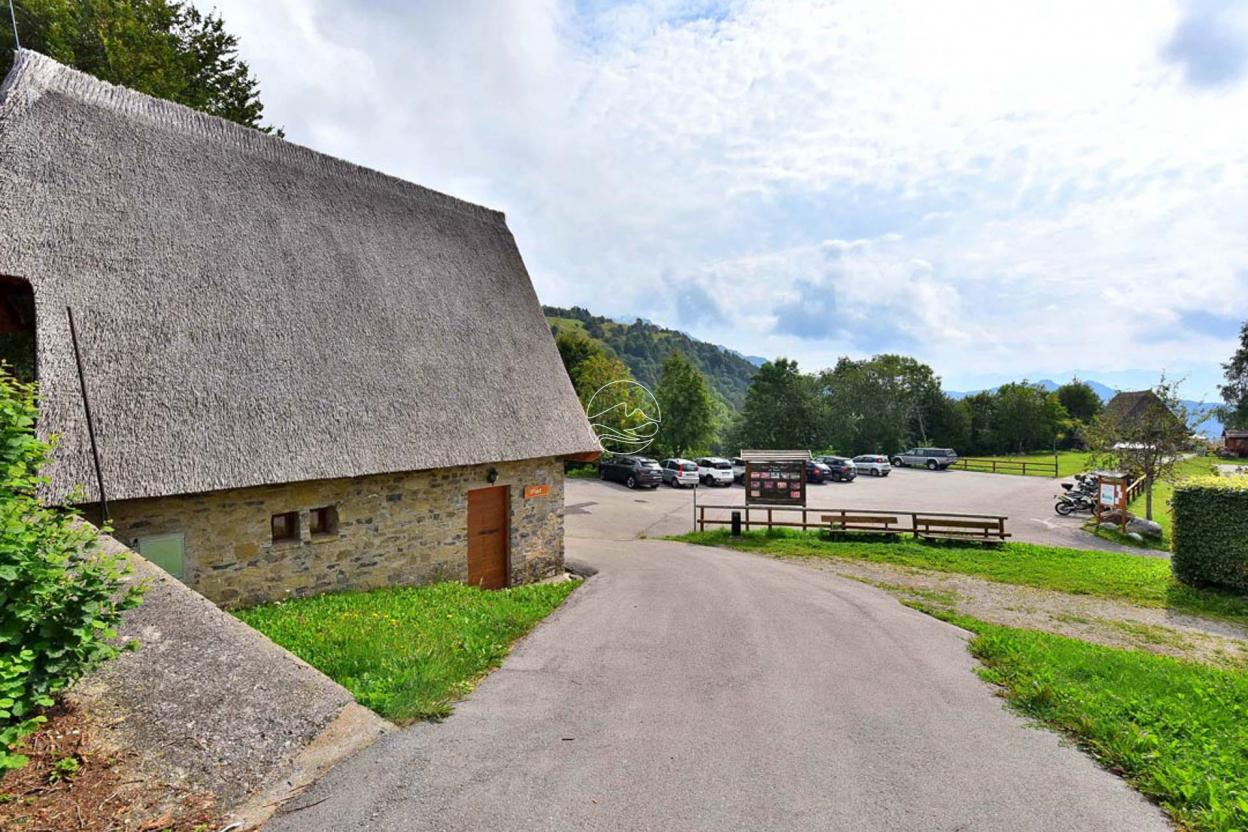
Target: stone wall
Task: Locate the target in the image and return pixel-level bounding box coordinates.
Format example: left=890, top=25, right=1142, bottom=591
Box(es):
left=102, top=457, right=565, bottom=607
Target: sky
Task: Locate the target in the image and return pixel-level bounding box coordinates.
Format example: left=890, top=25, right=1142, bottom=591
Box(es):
left=200, top=0, right=1248, bottom=399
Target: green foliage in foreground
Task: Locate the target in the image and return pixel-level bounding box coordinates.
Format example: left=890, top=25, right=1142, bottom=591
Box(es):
left=672, top=529, right=1248, bottom=626
left=1172, top=476, right=1248, bottom=594
left=929, top=612, right=1248, bottom=832
left=0, top=368, right=142, bottom=770
left=236, top=581, right=579, bottom=722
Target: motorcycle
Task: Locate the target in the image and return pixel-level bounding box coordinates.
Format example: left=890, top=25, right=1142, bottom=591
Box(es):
left=1055, top=474, right=1098, bottom=515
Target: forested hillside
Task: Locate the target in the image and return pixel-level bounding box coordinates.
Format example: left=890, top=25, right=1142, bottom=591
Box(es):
left=543, top=306, right=758, bottom=409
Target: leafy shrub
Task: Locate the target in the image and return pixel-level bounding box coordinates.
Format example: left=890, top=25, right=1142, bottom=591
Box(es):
left=0, top=367, right=143, bottom=769
left=1171, top=475, right=1248, bottom=593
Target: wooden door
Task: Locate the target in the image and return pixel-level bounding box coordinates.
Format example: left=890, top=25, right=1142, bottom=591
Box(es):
left=467, top=486, right=509, bottom=589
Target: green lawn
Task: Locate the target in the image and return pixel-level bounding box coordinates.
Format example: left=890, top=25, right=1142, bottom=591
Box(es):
left=565, top=463, right=599, bottom=479
left=236, top=580, right=579, bottom=722
left=672, top=529, right=1248, bottom=626
left=924, top=611, right=1248, bottom=832
left=1128, top=455, right=1218, bottom=542
left=953, top=451, right=1090, bottom=477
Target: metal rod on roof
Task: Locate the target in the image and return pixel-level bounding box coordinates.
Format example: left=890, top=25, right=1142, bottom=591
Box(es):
left=66, top=306, right=108, bottom=525
left=7, top=0, right=19, bottom=51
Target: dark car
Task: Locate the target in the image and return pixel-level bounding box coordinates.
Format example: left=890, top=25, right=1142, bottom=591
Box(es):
left=816, top=456, right=857, bottom=482
left=805, top=460, right=833, bottom=483
left=598, top=455, right=663, bottom=489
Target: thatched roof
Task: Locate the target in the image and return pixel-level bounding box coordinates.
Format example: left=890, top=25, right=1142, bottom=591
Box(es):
left=0, top=50, right=599, bottom=503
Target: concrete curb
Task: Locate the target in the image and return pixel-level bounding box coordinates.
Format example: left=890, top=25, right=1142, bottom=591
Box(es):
left=69, top=532, right=393, bottom=826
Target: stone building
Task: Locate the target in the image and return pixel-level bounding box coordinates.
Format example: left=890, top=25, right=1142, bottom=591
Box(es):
left=0, top=51, right=600, bottom=607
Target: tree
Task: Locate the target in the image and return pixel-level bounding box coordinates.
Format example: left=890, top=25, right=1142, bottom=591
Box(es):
left=1, top=0, right=274, bottom=131
left=653, top=351, right=715, bottom=458
left=1056, top=379, right=1102, bottom=424
left=571, top=352, right=633, bottom=408
left=961, top=391, right=997, bottom=455
left=818, top=354, right=942, bottom=454
left=991, top=382, right=1067, bottom=454
left=554, top=328, right=604, bottom=383
left=1087, top=378, right=1200, bottom=520
left=1219, top=321, right=1248, bottom=429
left=735, top=358, right=824, bottom=451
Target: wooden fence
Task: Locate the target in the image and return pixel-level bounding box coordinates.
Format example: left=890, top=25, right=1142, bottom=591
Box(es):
left=948, top=457, right=1059, bottom=477
left=1125, top=475, right=1147, bottom=504
left=695, top=504, right=1010, bottom=541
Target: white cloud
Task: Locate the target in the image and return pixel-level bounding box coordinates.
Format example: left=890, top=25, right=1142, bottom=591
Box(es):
left=203, top=0, right=1248, bottom=396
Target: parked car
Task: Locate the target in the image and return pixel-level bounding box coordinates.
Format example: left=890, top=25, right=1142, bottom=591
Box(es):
left=599, top=455, right=663, bottom=488
left=816, top=456, right=857, bottom=482
left=890, top=447, right=959, bottom=471
left=696, top=456, right=736, bottom=486
left=660, top=458, right=700, bottom=488
left=851, top=454, right=892, bottom=477
left=805, top=460, right=834, bottom=483
left=731, top=457, right=746, bottom=483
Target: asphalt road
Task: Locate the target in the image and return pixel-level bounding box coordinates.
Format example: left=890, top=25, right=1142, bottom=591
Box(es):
left=595, top=466, right=1151, bottom=555
left=264, top=478, right=1170, bottom=831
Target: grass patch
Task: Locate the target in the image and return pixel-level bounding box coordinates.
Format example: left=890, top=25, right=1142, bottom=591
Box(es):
left=1082, top=520, right=1170, bottom=552
left=565, top=463, right=600, bottom=479
left=672, top=529, right=1248, bottom=626
left=955, top=451, right=1091, bottom=477
left=236, top=580, right=579, bottom=722
left=917, top=609, right=1248, bottom=832
left=1127, top=456, right=1219, bottom=543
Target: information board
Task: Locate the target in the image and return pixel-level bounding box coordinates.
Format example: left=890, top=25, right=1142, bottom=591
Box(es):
left=745, top=460, right=807, bottom=507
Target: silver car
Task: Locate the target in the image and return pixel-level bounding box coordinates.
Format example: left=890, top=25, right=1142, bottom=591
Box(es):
left=660, top=458, right=700, bottom=488
left=890, top=447, right=958, bottom=471
left=852, top=454, right=892, bottom=477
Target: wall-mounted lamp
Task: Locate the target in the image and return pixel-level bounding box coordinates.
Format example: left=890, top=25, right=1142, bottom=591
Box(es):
left=487, top=467, right=498, bottom=484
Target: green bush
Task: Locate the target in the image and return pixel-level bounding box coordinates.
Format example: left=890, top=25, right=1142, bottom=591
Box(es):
left=1171, top=476, right=1248, bottom=593
left=0, top=367, right=143, bottom=769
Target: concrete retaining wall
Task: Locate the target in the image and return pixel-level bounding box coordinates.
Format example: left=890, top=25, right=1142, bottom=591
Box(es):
left=69, top=533, right=391, bottom=826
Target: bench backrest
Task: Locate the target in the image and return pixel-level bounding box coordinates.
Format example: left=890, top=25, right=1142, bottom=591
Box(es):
left=916, top=518, right=1000, bottom=530
left=822, top=515, right=899, bottom=525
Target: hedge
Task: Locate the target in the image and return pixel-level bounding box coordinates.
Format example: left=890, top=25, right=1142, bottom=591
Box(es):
left=1171, top=475, right=1248, bottom=593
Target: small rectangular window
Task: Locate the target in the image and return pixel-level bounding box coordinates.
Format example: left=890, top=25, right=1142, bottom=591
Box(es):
left=138, top=533, right=185, bottom=579
left=271, top=511, right=299, bottom=543
left=310, top=505, right=338, bottom=537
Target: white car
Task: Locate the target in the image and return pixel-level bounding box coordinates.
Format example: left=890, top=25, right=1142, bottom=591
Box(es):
left=731, top=457, right=746, bottom=483
left=696, top=457, right=735, bottom=486
left=852, top=454, right=892, bottom=477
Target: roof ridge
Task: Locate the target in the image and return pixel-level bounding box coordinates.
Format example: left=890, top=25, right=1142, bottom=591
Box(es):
left=0, top=49, right=506, bottom=228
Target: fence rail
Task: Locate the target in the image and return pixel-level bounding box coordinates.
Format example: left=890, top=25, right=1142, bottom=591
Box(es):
left=949, top=457, right=1059, bottom=478
left=695, top=504, right=1009, bottom=541
left=1125, top=475, right=1147, bottom=504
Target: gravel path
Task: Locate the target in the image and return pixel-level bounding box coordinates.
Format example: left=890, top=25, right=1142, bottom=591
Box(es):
left=783, top=554, right=1248, bottom=667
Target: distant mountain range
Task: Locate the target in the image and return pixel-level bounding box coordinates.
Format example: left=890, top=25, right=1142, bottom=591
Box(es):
left=544, top=305, right=759, bottom=409
left=544, top=305, right=1226, bottom=438
left=948, top=379, right=1224, bottom=439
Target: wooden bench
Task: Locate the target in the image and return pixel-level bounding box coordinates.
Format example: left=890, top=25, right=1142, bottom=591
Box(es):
left=822, top=513, right=901, bottom=535
left=914, top=516, right=1010, bottom=542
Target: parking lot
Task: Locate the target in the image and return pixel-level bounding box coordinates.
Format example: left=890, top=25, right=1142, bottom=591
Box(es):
left=569, top=466, right=1150, bottom=554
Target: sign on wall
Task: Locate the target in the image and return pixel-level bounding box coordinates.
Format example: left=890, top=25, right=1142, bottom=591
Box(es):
left=745, top=460, right=806, bottom=507
left=524, top=484, right=551, bottom=499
